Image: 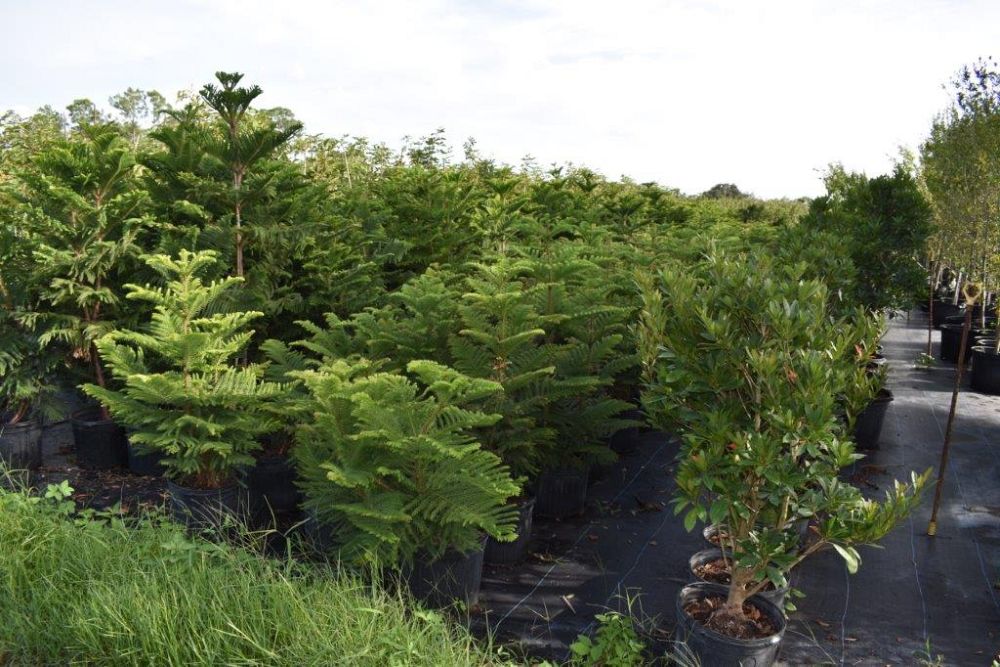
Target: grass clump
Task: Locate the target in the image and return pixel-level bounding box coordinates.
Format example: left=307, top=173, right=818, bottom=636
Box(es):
left=0, top=481, right=511, bottom=666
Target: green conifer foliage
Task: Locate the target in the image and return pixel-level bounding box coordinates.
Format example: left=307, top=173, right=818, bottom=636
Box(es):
left=292, top=359, right=519, bottom=564
left=343, top=268, right=460, bottom=369
left=523, top=244, right=634, bottom=470
left=82, top=250, right=282, bottom=489
left=0, top=225, right=58, bottom=423
left=448, top=259, right=557, bottom=480
left=19, top=123, right=148, bottom=394
left=198, top=71, right=303, bottom=280
left=142, top=75, right=314, bottom=344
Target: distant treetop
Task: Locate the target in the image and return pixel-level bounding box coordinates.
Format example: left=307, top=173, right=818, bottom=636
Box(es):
left=701, top=183, right=751, bottom=199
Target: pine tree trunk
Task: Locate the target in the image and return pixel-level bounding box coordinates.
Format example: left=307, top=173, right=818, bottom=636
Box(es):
left=92, top=343, right=110, bottom=420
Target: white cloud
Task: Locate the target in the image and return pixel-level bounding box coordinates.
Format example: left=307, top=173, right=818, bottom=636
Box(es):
left=1, top=0, right=991, bottom=197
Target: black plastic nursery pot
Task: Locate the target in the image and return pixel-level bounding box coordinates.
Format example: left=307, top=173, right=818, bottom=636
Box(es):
left=302, top=510, right=340, bottom=554
left=865, top=355, right=887, bottom=377
left=127, top=439, right=166, bottom=477
left=853, top=389, right=893, bottom=450
left=0, top=415, right=43, bottom=471
left=247, top=455, right=301, bottom=514
left=404, top=538, right=487, bottom=607
left=941, top=322, right=995, bottom=363
left=939, top=323, right=964, bottom=362
left=932, top=301, right=964, bottom=328
left=485, top=497, right=535, bottom=565
left=675, top=582, right=786, bottom=667
left=534, top=466, right=589, bottom=519
left=688, top=548, right=788, bottom=609
left=609, top=407, right=646, bottom=455
left=971, top=346, right=1000, bottom=395
left=167, top=479, right=247, bottom=531
left=71, top=408, right=127, bottom=469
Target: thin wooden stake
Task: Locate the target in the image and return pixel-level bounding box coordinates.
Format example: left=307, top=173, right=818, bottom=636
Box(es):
left=927, top=276, right=935, bottom=356
left=927, top=283, right=981, bottom=536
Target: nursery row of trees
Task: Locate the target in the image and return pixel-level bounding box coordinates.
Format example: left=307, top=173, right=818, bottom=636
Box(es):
left=0, top=70, right=937, bottom=661
left=921, top=59, right=1000, bottom=306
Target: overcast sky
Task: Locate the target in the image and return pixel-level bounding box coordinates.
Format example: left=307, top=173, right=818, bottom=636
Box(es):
left=2, top=0, right=997, bottom=198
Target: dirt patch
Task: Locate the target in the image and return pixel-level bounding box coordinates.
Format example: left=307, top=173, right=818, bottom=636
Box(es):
left=31, top=464, right=167, bottom=514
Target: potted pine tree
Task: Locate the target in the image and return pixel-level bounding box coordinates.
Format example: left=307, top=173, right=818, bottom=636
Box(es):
left=523, top=246, right=633, bottom=514
left=255, top=268, right=466, bottom=516
left=0, top=319, right=56, bottom=473
left=0, top=225, right=56, bottom=473
left=20, top=123, right=147, bottom=469
left=449, top=259, right=556, bottom=557
left=638, top=250, right=928, bottom=665
left=292, top=358, right=520, bottom=606
left=83, top=250, right=282, bottom=529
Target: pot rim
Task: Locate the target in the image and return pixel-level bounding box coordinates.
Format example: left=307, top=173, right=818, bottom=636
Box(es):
left=166, top=478, right=240, bottom=495
left=688, top=548, right=788, bottom=594
left=70, top=407, right=115, bottom=427
left=0, top=413, right=41, bottom=430
left=676, top=581, right=786, bottom=647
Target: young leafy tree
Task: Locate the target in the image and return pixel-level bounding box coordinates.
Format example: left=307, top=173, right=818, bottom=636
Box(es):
left=109, top=87, right=166, bottom=150
left=292, top=358, right=519, bottom=564
left=921, top=59, right=1000, bottom=324
left=82, top=250, right=282, bottom=489
left=772, top=225, right=857, bottom=317
left=803, top=165, right=933, bottom=312
left=637, top=248, right=928, bottom=635
left=19, top=123, right=148, bottom=401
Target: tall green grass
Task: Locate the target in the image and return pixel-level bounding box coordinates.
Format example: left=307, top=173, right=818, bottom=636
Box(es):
left=0, top=483, right=512, bottom=666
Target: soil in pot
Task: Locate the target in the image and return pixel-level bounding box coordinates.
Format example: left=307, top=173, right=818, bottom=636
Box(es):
left=485, top=497, right=535, bottom=565
left=675, top=582, right=785, bottom=667
left=167, top=479, right=247, bottom=531
left=404, top=538, right=486, bottom=608
left=247, top=455, right=301, bottom=515
left=71, top=408, right=127, bottom=470
left=853, top=389, right=893, bottom=450
left=0, top=414, right=43, bottom=471
left=689, top=548, right=787, bottom=609
left=534, top=466, right=589, bottom=519
left=703, top=524, right=731, bottom=549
